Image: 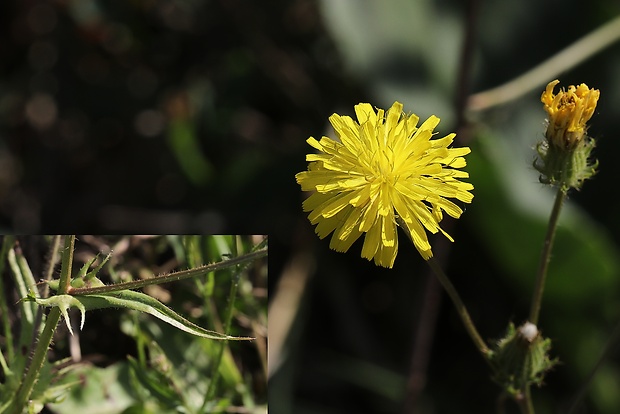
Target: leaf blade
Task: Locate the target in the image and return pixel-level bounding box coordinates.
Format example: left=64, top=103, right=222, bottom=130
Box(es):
left=32, top=291, right=253, bottom=341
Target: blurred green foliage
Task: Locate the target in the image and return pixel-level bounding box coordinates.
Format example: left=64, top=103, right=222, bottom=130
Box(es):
left=0, top=235, right=267, bottom=413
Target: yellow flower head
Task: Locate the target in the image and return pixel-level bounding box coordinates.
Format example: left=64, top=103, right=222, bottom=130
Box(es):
left=536, top=80, right=600, bottom=190
left=541, top=79, right=600, bottom=149
left=295, top=101, right=474, bottom=268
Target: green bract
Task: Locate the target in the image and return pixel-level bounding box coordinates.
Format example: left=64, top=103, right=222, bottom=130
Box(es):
left=488, top=322, right=557, bottom=396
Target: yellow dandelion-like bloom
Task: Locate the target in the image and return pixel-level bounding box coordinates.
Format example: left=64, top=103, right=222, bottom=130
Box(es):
left=541, top=79, right=600, bottom=149
left=295, top=101, right=474, bottom=268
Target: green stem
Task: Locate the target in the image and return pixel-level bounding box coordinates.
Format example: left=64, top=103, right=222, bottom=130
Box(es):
left=41, top=236, right=63, bottom=299
left=58, top=236, right=75, bottom=294
left=7, top=309, right=62, bottom=414
left=7, top=236, right=75, bottom=414
left=202, top=237, right=242, bottom=409
left=529, top=187, right=567, bottom=325
left=517, top=385, right=535, bottom=414
left=67, top=247, right=267, bottom=295
left=426, top=257, right=490, bottom=358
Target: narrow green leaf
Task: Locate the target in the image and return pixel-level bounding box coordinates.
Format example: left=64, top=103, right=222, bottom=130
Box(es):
left=87, top=291, right=253, bottom=341
left=0, top=237, right=16, bottom=365
left=30, top=290, right=253, bottom=341
left=8, top=248, right=36, bottom=325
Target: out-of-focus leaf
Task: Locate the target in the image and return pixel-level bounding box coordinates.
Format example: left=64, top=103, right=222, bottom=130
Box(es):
left=319, top=0, right=460, bottom=124
left=166, top=118, right=212, bottom=187
left=126, top=356, right=180, bottom=410
left=467, top=130, right=620, bottom=305
left=47, top=363, right=135, bottom=414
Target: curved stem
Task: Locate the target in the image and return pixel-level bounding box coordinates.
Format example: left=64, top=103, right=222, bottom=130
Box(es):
left=529, top=187, right=567, bottom=325
left=426, top=257, right=490, bottom=358
left=468, top=14, right=620, bottom=111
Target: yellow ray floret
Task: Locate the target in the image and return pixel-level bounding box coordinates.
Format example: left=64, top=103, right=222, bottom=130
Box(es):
left=296, top=101, right=474, bottom=268
left=541, top=79, right=600, bottom=149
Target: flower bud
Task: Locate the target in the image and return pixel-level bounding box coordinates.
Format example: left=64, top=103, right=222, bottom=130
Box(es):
left=535, top=80, right=599, bottom=190
left=488, top=322, right=557, bottom=395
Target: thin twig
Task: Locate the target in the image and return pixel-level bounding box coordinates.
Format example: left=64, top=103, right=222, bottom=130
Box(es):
left=427, top=257, right=490, bottom=358
left=468, top=15, right=620, bottom=111
left=67, top=248, right=268, bottom=295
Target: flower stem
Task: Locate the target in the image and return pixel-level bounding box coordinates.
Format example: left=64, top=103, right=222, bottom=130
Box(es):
left=67, top=247, right=267, bottom=295
left=517, top=385, right=535, bottom=414
left=529, top=187, right=567, bottom=326
left=426, top=257, right=490, bottom=358
left=7, top=236, right=75, bottom=414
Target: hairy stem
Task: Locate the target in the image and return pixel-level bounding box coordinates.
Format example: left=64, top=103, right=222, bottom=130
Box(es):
left=7, top=236, right=74, bottom=414
left=68, top=247, right=267, bottom=295
left=529, top=187, right=566, bottom=325
left=427, top=257, right=490, bottom=358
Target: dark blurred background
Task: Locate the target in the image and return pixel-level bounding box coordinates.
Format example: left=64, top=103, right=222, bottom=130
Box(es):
left=0, top=0, right=360, bottom=234
left=2, top=0, right=620, bottom=413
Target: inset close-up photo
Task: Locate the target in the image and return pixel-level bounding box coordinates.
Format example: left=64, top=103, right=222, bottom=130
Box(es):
left=0, top=235, right=267, bottom=414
